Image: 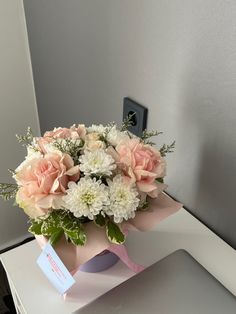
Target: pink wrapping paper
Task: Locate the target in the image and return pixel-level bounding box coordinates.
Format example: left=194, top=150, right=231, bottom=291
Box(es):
left=36, top=193, right=182, bottom=277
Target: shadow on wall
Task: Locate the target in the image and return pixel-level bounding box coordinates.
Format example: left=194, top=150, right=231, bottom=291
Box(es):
left=179, top=23, right=236, bottom=248
left=195, top=141, right=236, bottom=246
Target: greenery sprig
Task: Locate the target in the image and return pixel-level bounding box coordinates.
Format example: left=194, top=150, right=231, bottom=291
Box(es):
left=141, top=130, right=163, bottom=145
left=121, top=112, right=136, bottom=131
left=16, top=127, right=34, bottom=147
left=98, top=122, right=116, bottom=144
left=160, top=141, right=176, bottom=157
left=53, top=138, right=83, bottom=165
left=138, top=200, right=149, bottom=211
left=0, top=183, right=18, bottom=201
left=8, top=169, right=16, bottom=176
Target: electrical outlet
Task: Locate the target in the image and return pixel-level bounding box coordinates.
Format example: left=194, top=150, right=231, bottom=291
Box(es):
left=123, top=97, right=148, bottom=137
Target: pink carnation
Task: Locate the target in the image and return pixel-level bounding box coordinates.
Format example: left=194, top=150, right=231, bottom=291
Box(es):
left=37, top=124, right=86, bottom=154
left=44, top=124, right=86, bottom=139
left=112, top=138, right=167, bottom=198
left=15, top=152, right=80, bottom=218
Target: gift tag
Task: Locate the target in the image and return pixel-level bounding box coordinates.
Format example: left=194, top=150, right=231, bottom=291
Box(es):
left=37, top=243, right=75, bottom=294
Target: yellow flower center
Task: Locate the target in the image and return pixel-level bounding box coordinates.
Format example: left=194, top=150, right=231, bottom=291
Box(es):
left=81, top=192, right=95, bottom=205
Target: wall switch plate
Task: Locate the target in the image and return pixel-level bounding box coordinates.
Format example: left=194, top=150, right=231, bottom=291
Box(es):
left=123, top=97, right=148, bottom=137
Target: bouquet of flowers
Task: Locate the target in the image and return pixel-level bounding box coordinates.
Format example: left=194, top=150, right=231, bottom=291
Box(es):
left=0, top=119, right=175, bottom=249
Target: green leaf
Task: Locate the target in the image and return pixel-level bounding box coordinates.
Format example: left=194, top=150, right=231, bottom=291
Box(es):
left=62, top=216, right=87, bottom=246
left=94, top=214, right=106, bottom=227
left=64, top=226, right=86, bottom=246
left=61, top=215, right=75, bottom=231
left=69, top=230, right=86, bottom=246
left=49, top=229, right=63, bottom=247
left=64, top=228, right=79, bottom=239
left=138, top=201, right=149, bottom=211
left=156, top=177, right=164, bottom=183
left=28, top=210, right=88, bottom=246
left=41, top=222, right=60, bottom=236
left=41, top=211, right=61, bottom=236
left=106, top=221, right=125, bottom=244
left=28, top=220, right=43, bottom=235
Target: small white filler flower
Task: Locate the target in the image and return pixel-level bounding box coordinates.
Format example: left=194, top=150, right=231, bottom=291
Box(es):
left=79, top=149, right=116, bottom=176
left=106, top=175, right=140, bottom=223
left=63, top=177, right=109, bottom=219
left=87, top=124, right=107, bottom=134
left=107, top=126, right=130, bottom=146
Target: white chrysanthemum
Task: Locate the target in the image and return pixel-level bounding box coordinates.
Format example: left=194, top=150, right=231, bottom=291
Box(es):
left=79, top=149, right=116, bottom=176
left=63, top=177, right=109, bottom=219
left=87, top=124, right=107, bottom=134
left=106, top=175, right=140, bottom=223
left=107, top=126, right=130, bottom=146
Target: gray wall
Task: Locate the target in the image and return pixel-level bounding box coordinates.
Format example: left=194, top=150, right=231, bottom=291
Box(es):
left=24, top=0, right=236, bottom=248
left=0, top=0, right=40, bottom=250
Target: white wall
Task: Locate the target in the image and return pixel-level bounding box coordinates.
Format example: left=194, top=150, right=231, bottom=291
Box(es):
left=0, top=0, right=40, bottom=250
left=24, top=0, right=236, bottom=247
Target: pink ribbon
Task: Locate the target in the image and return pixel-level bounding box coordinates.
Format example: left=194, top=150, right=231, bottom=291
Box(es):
left=108, top=244, right=145, bottom=273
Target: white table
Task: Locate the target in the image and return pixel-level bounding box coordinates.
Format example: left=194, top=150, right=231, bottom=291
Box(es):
left=1, top=207, right=236, bottom=314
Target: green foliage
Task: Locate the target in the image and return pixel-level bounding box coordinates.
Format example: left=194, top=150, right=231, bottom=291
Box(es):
left=159, top=141, right=176, bottom=157
left=8, top=169, right=16, bottom=176
left=28, top=219, right=43, bottom=235
left=98, top=122, right=116, bottom=144
left=141, top=130, right=163, bottom=146
left=28, top=210, right=87, bottom=247
left=53, top=138, right=83, bottom=165
left=0, top=183, right=18, bottom=201
left=41, top=211, right=61, bottom=236
left=16, top=127, right=34, bottom=147
left=138, top=201, right=149, bottom=211
left=98, top=134, right=107, bottom=144
left=61, top=213, right=86, bottom=245
left=104, top=122, right=116, bottom=133
left=49, top=229, right=64, bottom=246
left=121, top=113, right=136, bottom=131
left=15, top=127, right=39, bottom=152
left=106, top=220, right=125, bottom=244
left=30, top=211, right=126, bottom=247
left=65, top=228, right=86, bottom=246
left=156, top=177, right=164, bottom=183
left=94, top=213, right=106, bottom=227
